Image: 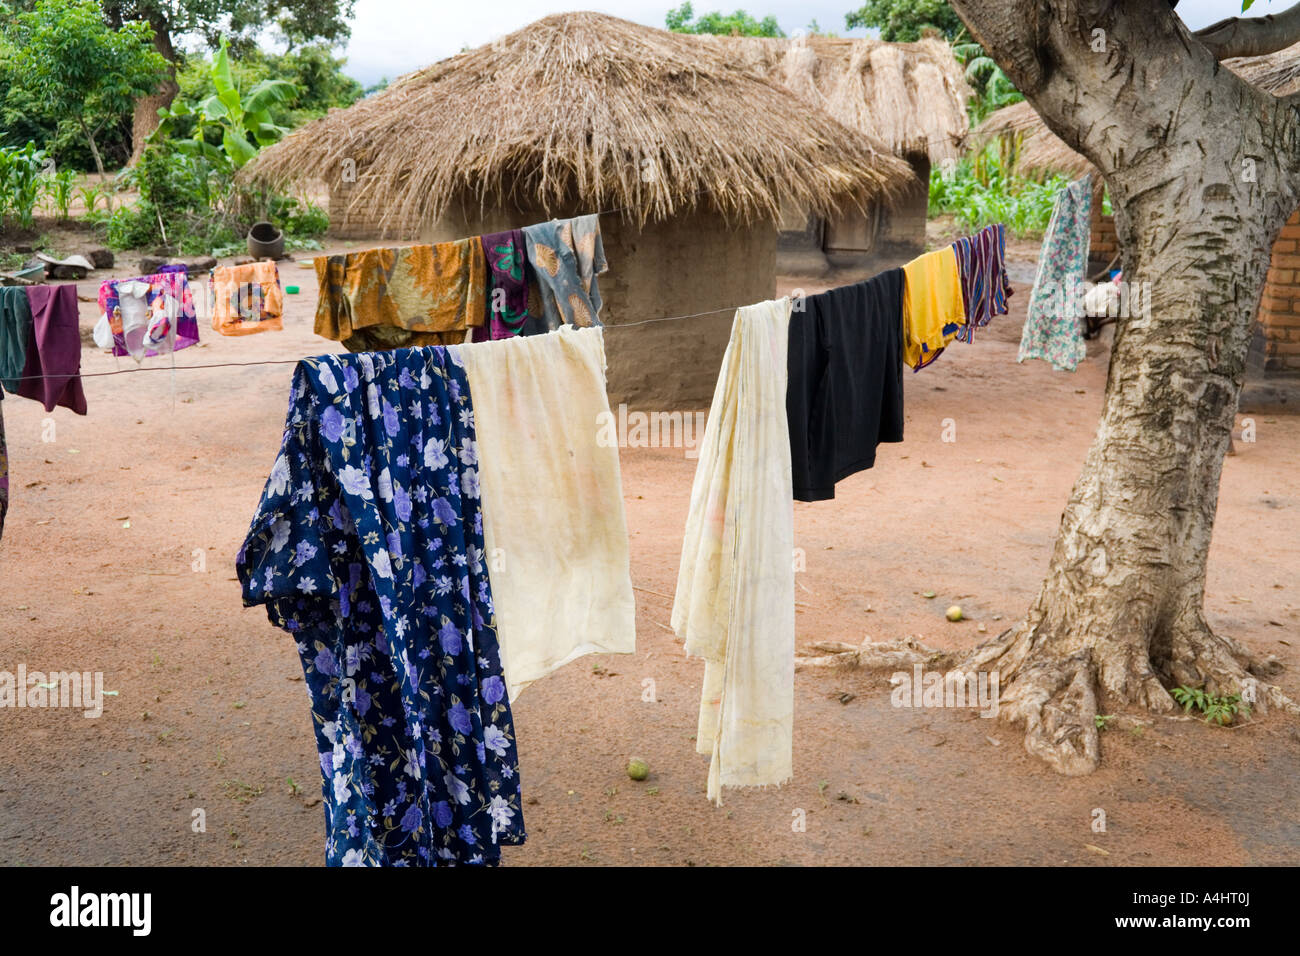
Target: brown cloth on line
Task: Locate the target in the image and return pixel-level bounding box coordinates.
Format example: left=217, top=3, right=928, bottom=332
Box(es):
left=314, top=239, right=487, bottom=351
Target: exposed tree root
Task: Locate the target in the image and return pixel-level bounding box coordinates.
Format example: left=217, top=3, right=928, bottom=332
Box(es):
left=1166, top=613, right=1295, bottom=716
left=826, top=617, right=1297, bottom=776
left=947, top=616, right=1299, bottom=775
left=794, top=635, right=942, bottom=671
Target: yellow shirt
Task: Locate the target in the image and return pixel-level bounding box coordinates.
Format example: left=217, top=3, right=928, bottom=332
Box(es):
left=902, top=246, right=965, bottom=369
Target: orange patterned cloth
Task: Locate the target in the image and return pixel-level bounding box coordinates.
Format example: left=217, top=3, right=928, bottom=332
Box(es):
left=210, top=260, right=284, bottom=335
left=314, top=240, right=486, bottom=351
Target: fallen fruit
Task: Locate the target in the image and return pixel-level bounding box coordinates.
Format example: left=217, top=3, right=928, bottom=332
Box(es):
left=627, top=758, right=649, bottom=781
left=946, top=605, right=963, bottom=622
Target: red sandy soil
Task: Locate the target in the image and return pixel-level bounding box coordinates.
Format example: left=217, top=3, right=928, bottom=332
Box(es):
left=0, top=246, right=1297, bottom=867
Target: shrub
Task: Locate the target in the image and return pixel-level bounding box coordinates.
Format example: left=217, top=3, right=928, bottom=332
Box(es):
left=929, top=143, right=1070, bottom=238
left=105, top=139, right=240, bottom=254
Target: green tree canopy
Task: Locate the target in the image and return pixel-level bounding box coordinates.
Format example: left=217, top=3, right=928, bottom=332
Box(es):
left=845, top=0, right=965, bottom=41
left=666, top=2, right=785, bottom=37
left=2, top=0, right=166, bottom=179
left=101, top=0, right=356, bottom=55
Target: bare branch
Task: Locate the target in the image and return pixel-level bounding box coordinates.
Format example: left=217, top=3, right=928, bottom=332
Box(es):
left=1195, top=1, right=1300, bottom=59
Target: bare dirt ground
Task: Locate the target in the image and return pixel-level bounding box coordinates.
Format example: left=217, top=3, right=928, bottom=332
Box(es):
left=1, top=245, right=1298, bottom=867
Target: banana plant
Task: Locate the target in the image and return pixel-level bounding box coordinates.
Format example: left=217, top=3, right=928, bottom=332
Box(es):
left=156, top=38, right=297, bottom=170
left=953, top=40, right=1023, bottom=124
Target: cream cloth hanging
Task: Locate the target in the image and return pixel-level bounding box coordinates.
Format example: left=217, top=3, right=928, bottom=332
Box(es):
left=671, top=297, right=794, bottom=804
left=453, top=325, right=636, bottom=698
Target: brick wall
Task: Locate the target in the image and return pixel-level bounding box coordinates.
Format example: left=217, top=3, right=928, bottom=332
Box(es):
left=328, top=180, right=417, bottom=240
left=1259, top=208, right=1300, bottom=375
left=1089, top=186, right=1118, bottom=272
left=1090, top=203, right=1300, bottom=376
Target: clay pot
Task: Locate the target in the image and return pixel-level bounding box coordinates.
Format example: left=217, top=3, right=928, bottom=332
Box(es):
left=247, top=221, right=284, bottom=260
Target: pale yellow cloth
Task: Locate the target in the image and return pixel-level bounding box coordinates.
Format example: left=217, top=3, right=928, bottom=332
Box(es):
left=671, top=297, right=794, bottom=804
left=452, top=326, right=636, bottom=698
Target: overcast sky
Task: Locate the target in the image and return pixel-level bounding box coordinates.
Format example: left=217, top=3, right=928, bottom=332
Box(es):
left=339, top=2, right=1253, bottom=87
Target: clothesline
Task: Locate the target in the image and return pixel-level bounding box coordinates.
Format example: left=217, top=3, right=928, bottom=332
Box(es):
left=6, top=233, right=1025, bottom=382
left=1, top=305, right=748, bottom=383
left=6, top=129, right=1055, bottom=387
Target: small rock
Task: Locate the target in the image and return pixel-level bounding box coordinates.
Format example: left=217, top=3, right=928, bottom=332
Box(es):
left=181, top=256, right=217, bottom=273
left=138, top=255, right=166, bottom=275
left=84, top=248, right=114, bottom=269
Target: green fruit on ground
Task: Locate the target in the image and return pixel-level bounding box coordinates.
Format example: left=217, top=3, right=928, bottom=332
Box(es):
left=946, top=605, right=963, bottom=622
left=627, top=758, right=649, bottom=781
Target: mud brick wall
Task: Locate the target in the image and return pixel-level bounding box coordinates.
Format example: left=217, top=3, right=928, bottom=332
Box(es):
left=422, top=200, right=777, bottom=410
left=1258, top=208, right=1300, bottom=375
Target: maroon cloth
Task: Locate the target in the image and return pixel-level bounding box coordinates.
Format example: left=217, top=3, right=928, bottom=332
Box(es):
left=17, top=284, right=86, bottom=415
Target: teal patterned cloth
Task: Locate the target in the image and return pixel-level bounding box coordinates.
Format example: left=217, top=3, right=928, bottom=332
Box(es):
left=0, top=287, right=32, bottom=393
left=1019, top=176, right=1092, bottom=371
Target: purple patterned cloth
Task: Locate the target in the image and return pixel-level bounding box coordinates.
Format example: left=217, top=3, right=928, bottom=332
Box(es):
left=96, top=270, right=200, bottom=360
left=471, top=229, right=533, bottom=342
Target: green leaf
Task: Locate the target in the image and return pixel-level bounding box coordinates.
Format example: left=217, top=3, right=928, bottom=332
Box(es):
left=211, top=37, right=236, bottom=99
left=222, top=128, right=257, bottom=168
left=197, top=94, right=230, bottom=122
left=243, top=79, right=298, bottom=115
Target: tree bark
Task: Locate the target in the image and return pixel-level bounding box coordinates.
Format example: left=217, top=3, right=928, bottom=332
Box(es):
left=130, top=14, right=178, bottom=165
left=944, top=0, right=1300, bottom=773
left=1196, top=1, right=1300, bottom=59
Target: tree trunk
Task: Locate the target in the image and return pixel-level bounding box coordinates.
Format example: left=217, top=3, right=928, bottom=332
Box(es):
left=78, top=118, right=108, bottom=191
left=130, top=15, right=178, bottom=165
left=943, top=0, right=1300, bottom=773
left=959, top=216, right=1293, bottom=773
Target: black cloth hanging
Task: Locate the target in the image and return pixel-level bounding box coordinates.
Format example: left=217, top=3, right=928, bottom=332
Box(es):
left=786, top=268, right=905, bottom=502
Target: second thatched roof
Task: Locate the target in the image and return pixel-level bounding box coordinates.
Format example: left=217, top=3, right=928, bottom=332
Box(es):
left=702, top=34, right=972, bottom=165
left=976, top=40, right=1300, bottom=178
left=241, top=12, right=915, bottom=233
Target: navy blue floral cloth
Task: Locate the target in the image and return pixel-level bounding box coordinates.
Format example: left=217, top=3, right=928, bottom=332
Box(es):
left=237, top=347, right=525, bottom=866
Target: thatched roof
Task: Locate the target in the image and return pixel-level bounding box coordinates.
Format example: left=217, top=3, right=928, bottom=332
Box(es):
left=975, top=40, right=1300, bottom=179
left=241, top=12, right=914, bottom=232
left=702, top=34, right=972, bottom=165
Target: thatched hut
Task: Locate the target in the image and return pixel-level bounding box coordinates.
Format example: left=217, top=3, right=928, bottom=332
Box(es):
left=241, top=12, right=912, bottom=408
left=706, top=34, right=972, bottom=273
left=974, top=42, right=1300, bottom=380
